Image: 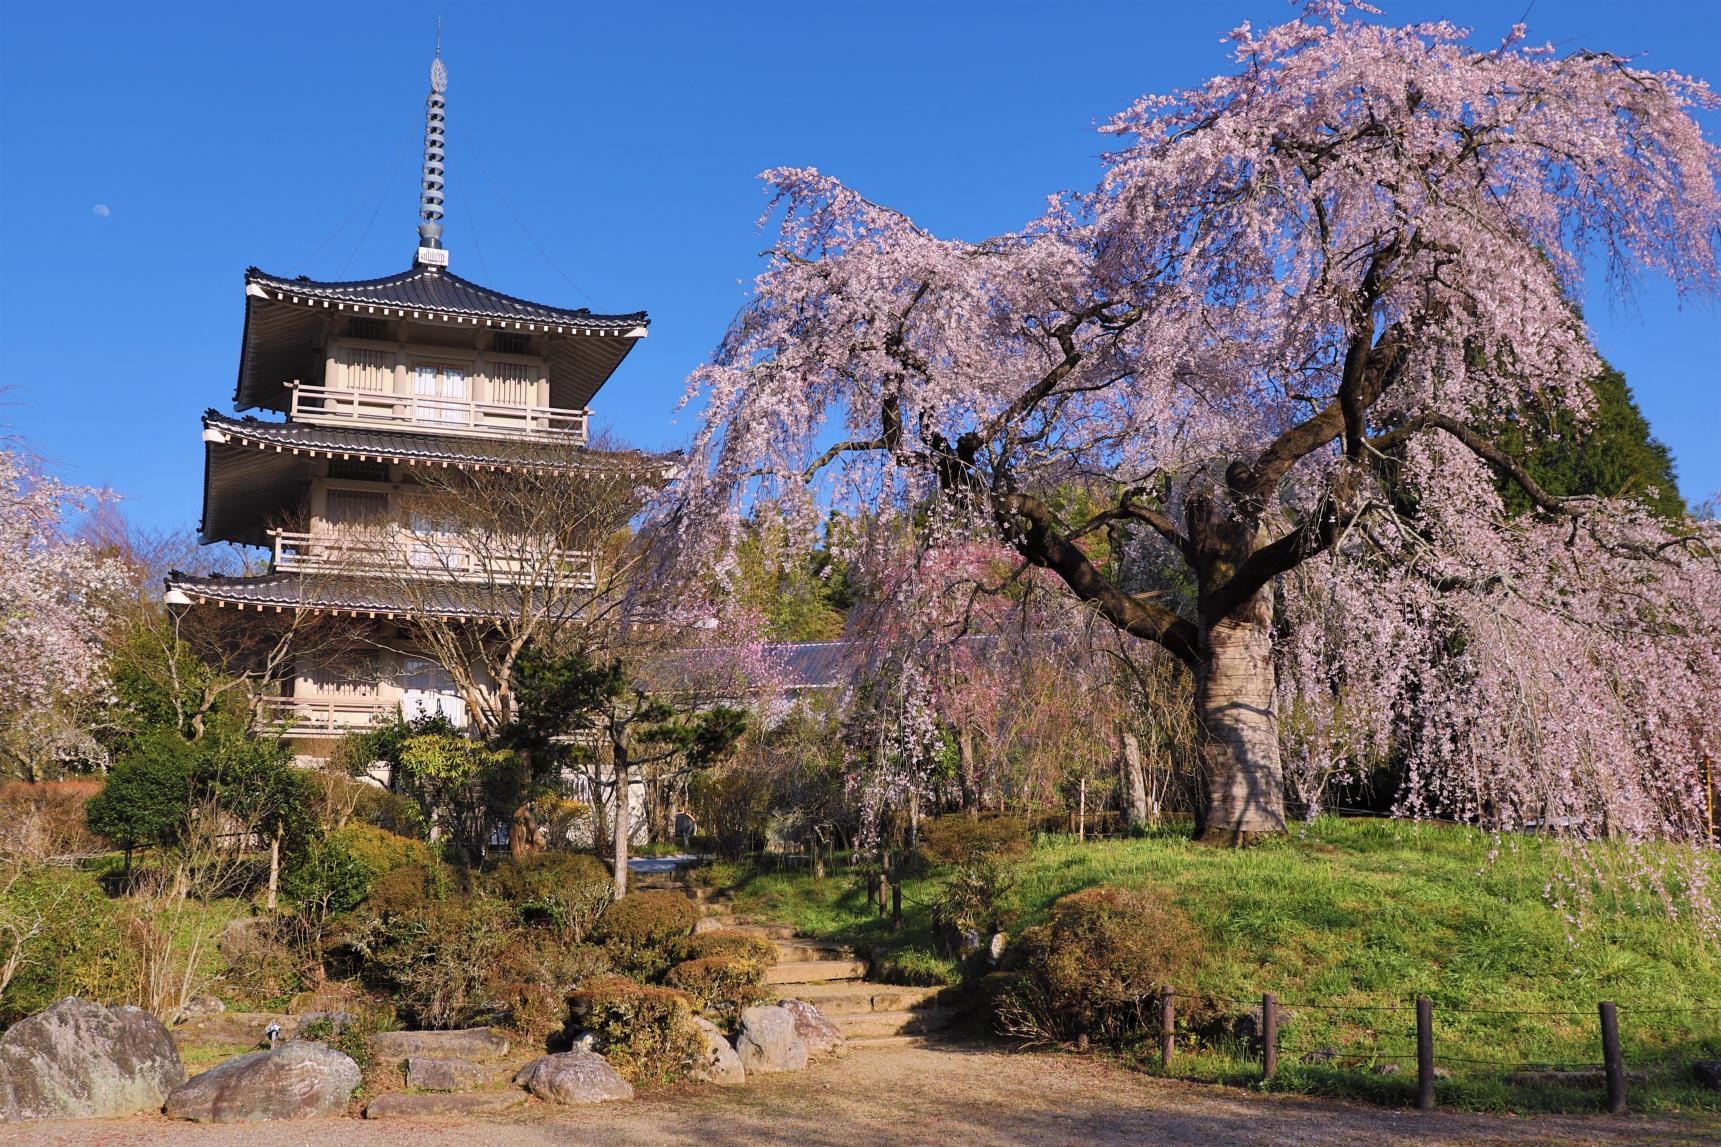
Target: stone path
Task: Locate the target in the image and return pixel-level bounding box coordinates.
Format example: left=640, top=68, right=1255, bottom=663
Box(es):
left=10, top=1042, right=1714, bottom=1146
left=637, top=865, right=957, bottom=1046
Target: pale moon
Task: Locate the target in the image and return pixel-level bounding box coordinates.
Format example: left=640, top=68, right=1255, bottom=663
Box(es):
left=91, top=204, right=111, bottom=218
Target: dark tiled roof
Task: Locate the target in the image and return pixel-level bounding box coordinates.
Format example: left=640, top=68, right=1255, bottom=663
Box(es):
left=165, top=570, right=537, bottom=621
left=246, top=265, right=647, bottom=329
left=203, top=410, right=674, bottom=473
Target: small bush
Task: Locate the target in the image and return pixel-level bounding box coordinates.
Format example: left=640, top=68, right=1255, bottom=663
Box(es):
left=920, top=814, right=1030, bottom=938
left=329, top=823, right=433, bottom=886
left=215, top=916, right=303, bottom=1010
left=993, top=884, right=1201, bottom=1049
left=360, top=893, right=510, bottom=1029
left=674, top=928, right=778, bottom=967
left=486, top=852, right=612, bottom=942
left=362, top=862, right=470, bottom=918
left=0, top=866, right=137, bottom=1026
left=597, top=890, right=699, bottom=979
left=566, top=974, right=702, bottom=1083
left=486, top=934, right=611, bottom=1042
left=664, top=956, right=768, bottom=1028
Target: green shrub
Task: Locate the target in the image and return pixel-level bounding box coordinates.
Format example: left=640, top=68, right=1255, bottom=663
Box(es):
left=664, top=956, right=768, bottom=1028
left=920, top=814, right=1030, bottom=938
left=346, top=785, right=426, bottom=838
left=993, top=884, right=1200, bottom=1049
left=486, top=852, right=612, bottom=942
left=0, top=867, right=137, bottom=1026
left=674, top=928, right=778, bottom=967
left=486, top=934, right=610, bottom=1042
left=597, top=890, right=699, bottom=978
left=566, top=974, right=702, bottom=1083
left=329, top=823, right=433, bottom=886
left=361, top=862, right=471, bottom=918
left=360, top=893, right=510, bottom=1029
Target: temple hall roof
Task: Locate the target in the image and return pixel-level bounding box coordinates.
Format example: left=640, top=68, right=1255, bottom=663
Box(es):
left=245, top=265, right=647, bottom=329
left=164, top=570, right=539, bottom=621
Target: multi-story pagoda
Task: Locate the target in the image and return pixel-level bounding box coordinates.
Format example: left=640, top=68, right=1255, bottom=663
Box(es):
left=166, top=48, right=650, bottom=761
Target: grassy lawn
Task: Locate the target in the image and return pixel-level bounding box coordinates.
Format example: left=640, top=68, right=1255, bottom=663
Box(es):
left=704, top=817, right=1721, bottom=1113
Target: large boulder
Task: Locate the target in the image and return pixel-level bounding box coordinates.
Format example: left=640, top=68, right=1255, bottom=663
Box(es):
left=513, top=1052, right=633, bottom=1105
left=688, top=1017, right=744, bottom=1086
left=0, top=997, right=185, bottom=1121
left=735, top=1005, right=807, bottom=1074
left=369, top=1028, right=509, bottom=1062
left=777, top=998, right=847, bottom=1060
left=164, top=1040, right=360, bottom=1122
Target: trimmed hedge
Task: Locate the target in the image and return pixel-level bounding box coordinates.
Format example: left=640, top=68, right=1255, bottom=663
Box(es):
left=598, top=890, right=700, bottom=978
left=675, top=928, right=779, bottom=967
left=566, top=974, right=703, bottom=1083
left=665, top=956, right=768, bottom=1028
left=486, top=852, right=612, bottom=941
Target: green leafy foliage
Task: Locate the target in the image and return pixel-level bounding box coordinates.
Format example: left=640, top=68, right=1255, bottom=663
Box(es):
left=920, top=814, right=1031, bottom=937
left=597, top=890, right=701, bottom=979
left=1493, top=365, right=1684, bottom=518
left=358, top=891, right=512, bottom=1030
left=664, top=956, right=768, bottom=1028
left=675, top=928, right=779, bottom=967
left=83, top=735, right=193, bottom=858
left=565, top=974, right=703, bottom=1083
left=485, top=851, right=612, bottom=942
left=994, top=885, right=1201, bottom=1048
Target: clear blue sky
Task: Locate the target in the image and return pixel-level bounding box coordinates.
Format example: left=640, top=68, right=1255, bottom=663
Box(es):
left=1, top=0, right=1715, bottom=534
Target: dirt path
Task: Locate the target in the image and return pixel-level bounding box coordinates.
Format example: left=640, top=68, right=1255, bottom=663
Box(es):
left=8, top=1043, right=1715, bottom=1147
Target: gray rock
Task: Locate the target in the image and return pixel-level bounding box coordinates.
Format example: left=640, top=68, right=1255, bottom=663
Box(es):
left=171, top=1011, right=296, bottom=1049
left=776, top=998, right=847, bottom=1060
left=1694, top=1060, right=1721, bottom=1090
left=688, top=1017, right=744, bottom=1086
left=164, top=1040, right=360, bottom=1122
left=0, top=997, right=185, bottom=1121
left=692, top=916, right=725, bottom=935
left=405, top=1055, right=495, bottom=1092
left=985, top=932, right=1008, bottom=966
left=1370, top=1063, right=1401, bottom=1076
left=513, top=1052, right=633, bottom=1104
left=735, top=1005, right=807, bottom=1074
left=173, top=996, right=226, bottom=1025
left=569, top=1030, right=601, bottom=1054
left=365, top=1090, right=527, bottom=1118
left=296, top=1010, right=355, bottom=1037
left=369, top=1028, right=510, bottom=1062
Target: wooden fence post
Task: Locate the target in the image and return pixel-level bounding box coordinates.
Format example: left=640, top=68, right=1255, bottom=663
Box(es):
left=1416, top=996, right=1435, bottom=1110
left=891, top=879, right=902, bottom=931
left=1599, top=1001, right=1626, bottom=1114
left=1262, top=992, right=1278, bottom=1080
left=1160, top=986, right=1176, bottom=1070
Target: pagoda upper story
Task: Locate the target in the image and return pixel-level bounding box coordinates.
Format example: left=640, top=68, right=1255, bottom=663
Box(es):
left=236, top=263, right=648, bottom=445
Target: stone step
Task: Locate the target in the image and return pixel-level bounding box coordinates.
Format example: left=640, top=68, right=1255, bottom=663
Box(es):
left=763, top=958, right=869, bottom=986
left=773, top=940, right=853, bottom=963
left=778, top=982, right=946, bottom=1016
left=364, top=1090, right=527, bottom=1119
left=846, top=1034, right=934, bottom=1049
left=731, top=922, right=799, bottom=940
left=833, top=1008, right=957, bottom=1039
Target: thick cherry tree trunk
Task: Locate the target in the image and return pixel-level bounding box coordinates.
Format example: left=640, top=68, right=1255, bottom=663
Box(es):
left=1194, top=584, right=1287, bottom=845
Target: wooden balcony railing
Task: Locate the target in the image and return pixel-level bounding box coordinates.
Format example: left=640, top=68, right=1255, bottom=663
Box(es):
left=287, top=382, right=589, bottom=443
left=256, top=695, right=471, bottom=737
left=254, top=696, right=394, bottom=736
left=269, top=528, right=597, bottom=588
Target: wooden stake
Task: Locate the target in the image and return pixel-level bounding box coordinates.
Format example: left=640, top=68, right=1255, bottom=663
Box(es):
left=1262, top=992, right=1278, bottom=1080
left=1160, top=986, right=1176, bottom=1070
left=1600, top=1001, right=1626, bottom=1114
left=1416, top=996, right=1435, bottom=1110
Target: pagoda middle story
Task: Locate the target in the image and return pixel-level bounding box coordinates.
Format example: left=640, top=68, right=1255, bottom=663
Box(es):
left=166, top=48, right=654, bottom=762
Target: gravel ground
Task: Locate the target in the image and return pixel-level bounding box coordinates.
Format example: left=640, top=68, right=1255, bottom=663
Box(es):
left=7, top=1042, right=1716, bottom=1147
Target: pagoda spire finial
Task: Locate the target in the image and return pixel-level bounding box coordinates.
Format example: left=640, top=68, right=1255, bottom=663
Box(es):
left=416, top=21, right=450, bottom=267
